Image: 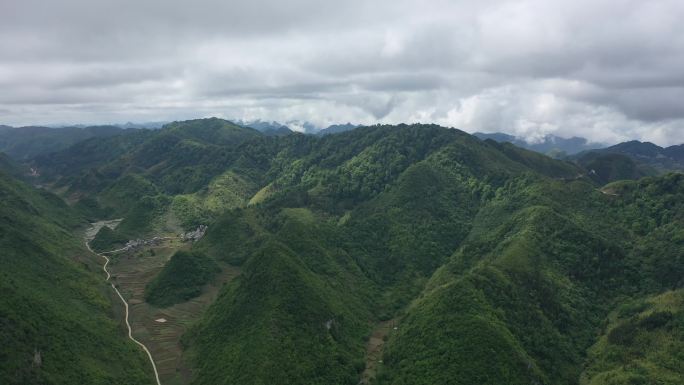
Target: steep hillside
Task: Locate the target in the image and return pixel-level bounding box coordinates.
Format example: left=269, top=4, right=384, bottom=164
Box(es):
left=0, top=125, right=129, bottom=160
left=33, top=118, right=268, bottom=229
left=379, top=173, right=684, bottom=385
left=575, top=152, right=656, bottom=184
left=32, top=129, right=154, bottom=188
left=0, top=171, right=154, bottom=384
left=581, top=289, right=684, bottom=385
left=144, top=250, right=220, bottom=307
left=21, top=120, right=684, bottom=384
left=178, top=125, right=595, bottom=384
left=188, top=217, right=374, bottom=385
left=0, top=152, right=27, bottom=179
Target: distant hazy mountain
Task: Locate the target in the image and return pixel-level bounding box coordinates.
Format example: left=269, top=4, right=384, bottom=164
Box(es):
left=261, top=126, right=295, bottom=136
left=115, top=121, right=167, bottom=129
left=0, top=125, right=129, bottom=160
left=317, top=123, right=360, bottom=136
left=233, top=120, right=294, bottom=136
left=576, top=140, right=684, bottom=173
left=602, top=141, right=684, bottom=161
left=474, top=132, right=605, bottom=157
left=233, top=119, right=362, bottom=136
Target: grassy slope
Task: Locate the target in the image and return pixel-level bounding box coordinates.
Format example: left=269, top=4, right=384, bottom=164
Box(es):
left=0, top=171, right=153, bottom=384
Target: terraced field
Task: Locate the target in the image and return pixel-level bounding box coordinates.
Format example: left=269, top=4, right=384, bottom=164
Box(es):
left=109, top=242, right=240, bottom=385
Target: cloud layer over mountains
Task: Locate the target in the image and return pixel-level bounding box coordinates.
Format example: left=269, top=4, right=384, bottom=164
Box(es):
left=1, top=0, right=683, bottom=144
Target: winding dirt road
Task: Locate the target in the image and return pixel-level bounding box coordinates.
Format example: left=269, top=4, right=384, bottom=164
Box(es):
left=85, top=228, right=161, bottom=385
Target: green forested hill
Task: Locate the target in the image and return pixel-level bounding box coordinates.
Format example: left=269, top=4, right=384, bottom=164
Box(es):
left=0, top=152, right=27, bottom=179
left=0, top=171, right=154, bottom=384
left=0, top=125, right=127, bottom=160
left=145, top=250, right=220, bottom=307
left=581, top=289, right=684, bottom=384
left=12, top=119, right=684, bottom=384
left=574, top=140, right=684, bottom=178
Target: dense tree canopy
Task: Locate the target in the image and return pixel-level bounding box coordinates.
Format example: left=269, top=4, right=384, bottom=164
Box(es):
left=3, top=119, right=683, bottom=384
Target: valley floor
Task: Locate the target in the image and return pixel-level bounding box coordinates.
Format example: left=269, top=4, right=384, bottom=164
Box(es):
left=85, top=221, right=240, bottom=385
left=360, top=318, right=399, bottom=384
left=84, top=221, right=161, bottom=385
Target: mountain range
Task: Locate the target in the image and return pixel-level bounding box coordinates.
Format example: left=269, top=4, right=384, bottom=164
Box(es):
left=233, top=119, right=359, bottom=136
left=0, top=125, right=130, bottom=160
left=1, top=120, right=627, bottom=161
left=1, top=118, right=683, bottom=385
left=577, top=140, right=684, bottom=171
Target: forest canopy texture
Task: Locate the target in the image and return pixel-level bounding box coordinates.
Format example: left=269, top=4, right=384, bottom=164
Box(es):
left=2, top=119, right=683, bottom=385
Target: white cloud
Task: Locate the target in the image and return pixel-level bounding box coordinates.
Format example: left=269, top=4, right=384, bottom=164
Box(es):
left=0, top=0, right=683, bottom=145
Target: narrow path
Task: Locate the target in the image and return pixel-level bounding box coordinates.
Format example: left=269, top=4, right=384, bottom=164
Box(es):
left=360, top=318, right=399, bottom=384
left=85, top=238, right=162, bottom=385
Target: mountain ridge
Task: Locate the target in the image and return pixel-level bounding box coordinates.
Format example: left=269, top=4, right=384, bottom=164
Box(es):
left=2, top=118, right=683, bottom=384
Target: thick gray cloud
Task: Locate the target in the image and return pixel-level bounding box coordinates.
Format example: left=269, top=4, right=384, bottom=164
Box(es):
left=1, top=0, right=683, bottom=144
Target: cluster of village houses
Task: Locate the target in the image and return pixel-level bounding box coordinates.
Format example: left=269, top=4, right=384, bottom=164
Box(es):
left=119, top=225, right=208, bottom=253
left=180, top=224, right=208, bottom=242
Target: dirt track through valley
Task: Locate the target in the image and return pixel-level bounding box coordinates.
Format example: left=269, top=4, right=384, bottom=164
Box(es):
left=360, top=318, right=399, bottom=384
left=85, top=222, right=162, bottom=385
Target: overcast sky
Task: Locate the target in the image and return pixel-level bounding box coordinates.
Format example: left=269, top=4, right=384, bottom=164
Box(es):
left=1, top=0, right=683, bottom=145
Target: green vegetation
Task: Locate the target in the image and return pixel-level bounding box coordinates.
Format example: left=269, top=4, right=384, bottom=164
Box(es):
left=33, top=129, right=154, bottom=186
left=186, top=211, right=374, bottom=385
left=0, top=171, right=154, bottom=384
left=115, top=194, right=172, bottom=237
left=99, top=174, right=159, bottom=215
left=577, top=152, right=655, bottom=184
left=163, top=117, right=261, bottom=146
left=90, top=225, right=128, bottom=253
left=377, top=174, right=684, bottom=385
left=575, top=140, right=684, bottom=174
left=171, top=170, right=257, bottom=227
left=145, top=251, right=220, bottom=307
left=581, top=290, right=684, bottom=385
left=0, top=125, right=126, bottom=160
left=180, top=125, right=598, bottom=385
left=0, top=152, right=27, bottom=178
left=9, top=120, right=684, bottom=384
